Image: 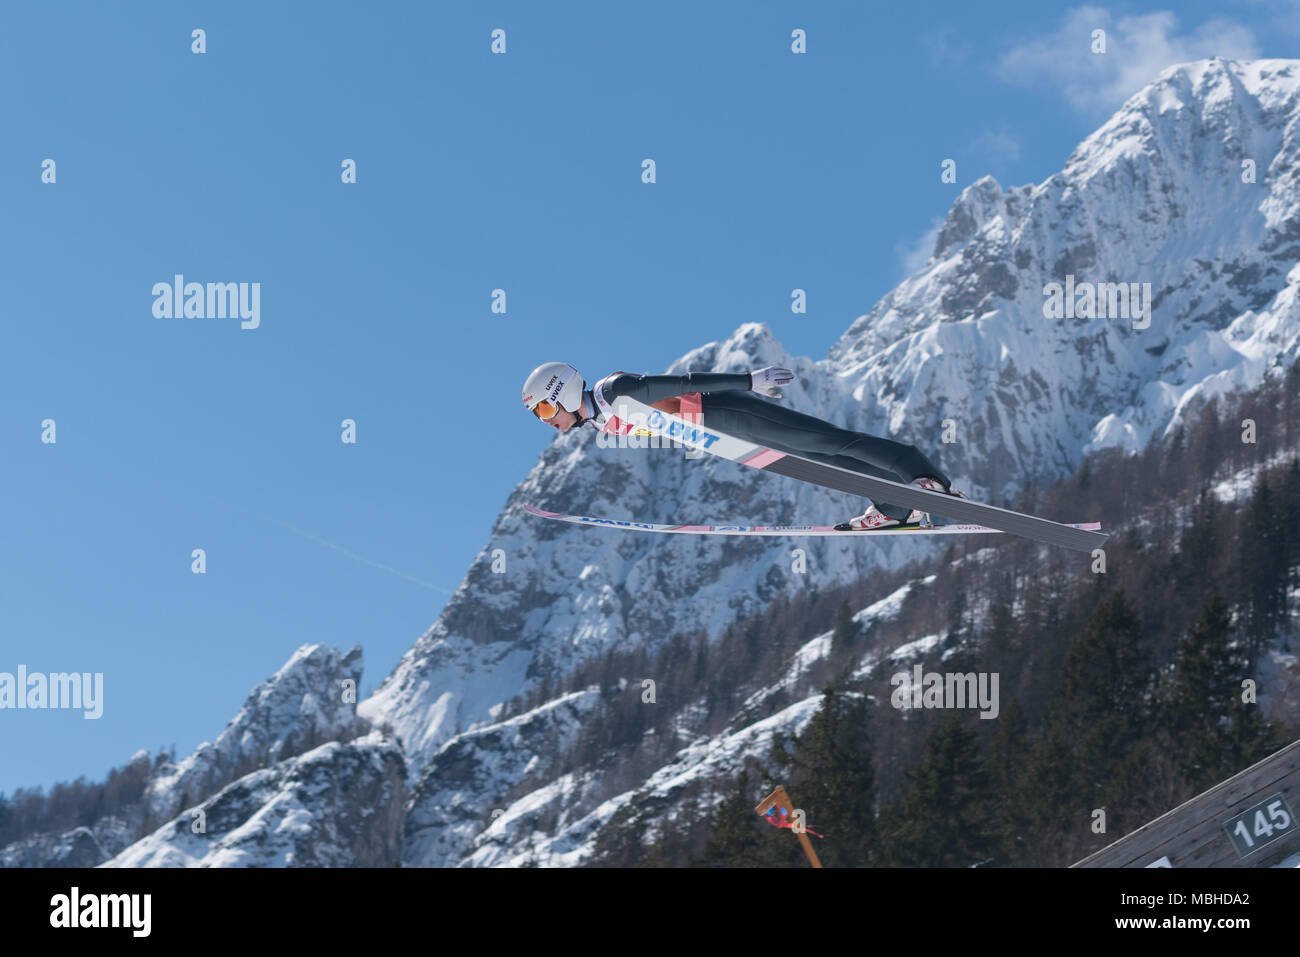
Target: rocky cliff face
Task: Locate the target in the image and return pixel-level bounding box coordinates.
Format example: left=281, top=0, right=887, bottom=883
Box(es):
left=103, top=733, right=406, bottom=868
left=403, top=689, right=603, bottom=867
left=831, top=58, right=1300, bottom=491
left=2, top=644, right=380, bottom=869
left=0, top=816, right=137, bottom=868
left=145, top=644, right=370, bottom=823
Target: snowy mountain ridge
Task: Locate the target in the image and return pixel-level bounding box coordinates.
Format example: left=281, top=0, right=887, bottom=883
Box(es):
left=144, top=644, right=367, bottom=823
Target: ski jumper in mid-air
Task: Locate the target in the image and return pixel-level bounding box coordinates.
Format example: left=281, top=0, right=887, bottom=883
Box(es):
left=521, top=362, right=964, bottom=530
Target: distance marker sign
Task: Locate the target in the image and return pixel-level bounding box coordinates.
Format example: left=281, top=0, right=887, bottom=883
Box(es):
left=1223, top=793, right=1296, bottom=858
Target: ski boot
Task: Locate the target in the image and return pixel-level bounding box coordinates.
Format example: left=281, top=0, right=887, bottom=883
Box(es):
left=909, top=476, right=966, bottom=526
left=836, top=477, right=964, bottom=531
left=835, top=505, right=926, bottom=532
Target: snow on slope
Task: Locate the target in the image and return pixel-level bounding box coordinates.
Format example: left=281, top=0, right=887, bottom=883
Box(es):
left=456, top=692, right=828, bottom=867
left=743, top=575, right=939, bottom=711
left=0, top=816, right=137, bottom=868
left=146, top=644, right=367, bottom=822
left=103, top=732, right=405, bottom=868
left=403, top=689, right=602, bottom=867
left=831, top=58, right=1300, bottom=490
left=2, top=644, right=372, bottom=869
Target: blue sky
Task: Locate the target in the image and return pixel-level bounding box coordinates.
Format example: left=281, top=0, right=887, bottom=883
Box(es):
left=1, top=0, right=1288, bottom=793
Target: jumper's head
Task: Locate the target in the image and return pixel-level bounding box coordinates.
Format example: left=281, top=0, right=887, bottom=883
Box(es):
left=522, top=362, right=584, bottom=431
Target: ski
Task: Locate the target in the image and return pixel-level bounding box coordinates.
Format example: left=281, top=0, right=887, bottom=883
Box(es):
left=524, top=503, right=1103, bottom=538
left=604, top=396, right=1109, bottom=552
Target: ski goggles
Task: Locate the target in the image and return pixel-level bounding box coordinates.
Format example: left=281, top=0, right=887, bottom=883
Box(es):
left=531, top=399, right=561, bottom=421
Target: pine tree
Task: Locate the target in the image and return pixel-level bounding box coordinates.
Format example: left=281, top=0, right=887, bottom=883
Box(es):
left=1192, top=396, right=1222, bottom=481
left=1176, top=489, right=1220, bottom=602
left=1280, top=458, right=1300, bottom=633
left=1159, top=594, right=1275, bottom=788
left=1160, top=594, right=1233, bottom=787
left=1018, top=590, right=1154, bottom=863
left=880, top=713, right=997, bottom=866
left=983, top=602, right=1017, bottom=669
left=831, top=601, right=858, bottom=651
left=769, top=688, right=878, bottom=866
left=945, top=587, right=971, bottom=651
left=1239, top=474, right=1287, bottom=667
left=691, top=765, right=799, bottom=867
left=590, top=795, right=653, bottom=867
left=985, top=698, right=1028, bottom=864
left=692, top=635, right=709, bottom=685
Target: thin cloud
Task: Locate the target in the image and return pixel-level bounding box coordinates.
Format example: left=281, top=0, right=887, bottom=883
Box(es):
left=895, top=218, right=944, bottom=279
left=970, top=127, right=1022, bottom=167
left=995, top=6, right=1261, bottom=117
left=924, top=27, right=971, bottom=69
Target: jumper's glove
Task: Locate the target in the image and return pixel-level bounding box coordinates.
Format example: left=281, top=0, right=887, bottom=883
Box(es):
left=750, top=366, right=796, bottom=398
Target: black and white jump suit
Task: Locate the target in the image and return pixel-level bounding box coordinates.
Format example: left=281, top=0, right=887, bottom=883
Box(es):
left=589, top=372, right=950, bottom=522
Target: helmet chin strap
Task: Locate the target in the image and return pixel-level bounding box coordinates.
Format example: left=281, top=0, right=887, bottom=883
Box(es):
left=573, top=390, right=592, bottom=427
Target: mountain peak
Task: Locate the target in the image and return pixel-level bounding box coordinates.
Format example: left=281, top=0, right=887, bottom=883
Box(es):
left=669, top=322, right=791, bottom=375
left=933, top=175, right=1007, bottom=259
left=146, top=643, right=367, bottom=819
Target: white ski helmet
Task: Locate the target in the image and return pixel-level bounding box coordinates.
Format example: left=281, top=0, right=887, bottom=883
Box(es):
left=522, top=362, right=585, bottom=420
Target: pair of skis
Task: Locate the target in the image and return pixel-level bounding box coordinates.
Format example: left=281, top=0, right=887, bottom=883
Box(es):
left=525, top=396, right=1108, bottom=552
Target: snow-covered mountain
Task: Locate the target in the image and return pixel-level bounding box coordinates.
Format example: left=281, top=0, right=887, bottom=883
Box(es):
left=103, top=732, right=405, bottom=868
left=1, top=644, right=381, bottom=868
left=832, top=57, right=1300, bottom=491
left=14, top=57, right=1298, bottom=869
left=144, top=644, right=369, bottom=823
left=403, top=688, right=603, bottom=867
left=360, top=57, right=1300, bottom=799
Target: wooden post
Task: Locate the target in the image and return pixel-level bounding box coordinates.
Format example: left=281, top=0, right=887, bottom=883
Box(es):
left=755, top=785, right=823, bottom=868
